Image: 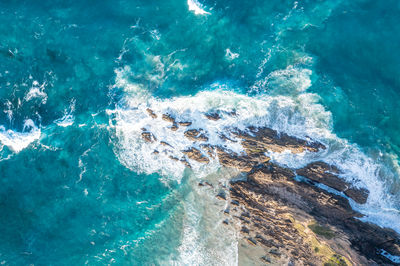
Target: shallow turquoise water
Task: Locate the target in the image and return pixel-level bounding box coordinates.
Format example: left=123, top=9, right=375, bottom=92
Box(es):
left=1, top=0, right=400, bottom=264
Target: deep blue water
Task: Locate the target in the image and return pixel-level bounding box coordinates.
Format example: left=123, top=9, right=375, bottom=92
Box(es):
left=1, top=0, right=400, bottom=264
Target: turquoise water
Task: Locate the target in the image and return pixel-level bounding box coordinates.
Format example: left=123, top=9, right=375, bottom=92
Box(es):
left=1, top=0, right=400, bottom=264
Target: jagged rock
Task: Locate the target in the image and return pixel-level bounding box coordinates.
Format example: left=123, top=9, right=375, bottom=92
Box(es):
left=141, top=132, right=156, bottom=143
left=180, top=158, right=191, bottom=168
left=231, top=200, right=240, bottom=206
left=219, top=133, right=237, bottom=143
left=344, top=187, right=369, bottom=204
left=229, top=164, right=400, bottom=265
left=297, top=162, right=370, bottom=204
left=148, top=121, right=395, bottom=264
left=182, top=147, right=209, bottom=163
left=200, top=144, right=215, bottom=157
left=169, top=155, right=179, bottom=161
left=215, top=147, right=256, bottom=172
left=160, top=141, right=173, bottom=148
left=184, top=129, right=208, bottom=142
left=296, top=162, right=348, bottom=191
left=178, top=121, right=192, bottom=126
left=146, top=108, right=157, bottom=118
left=216, top=192, right=226, bottom=200
left=234, top=127, right=325, bottom=154
left=247, top=238, right=257, bottom=246
left=269, top=248, right=281, bottom=256
left=162, top=113, right=175, bottom=123
left=260, top=256, right=271, bottom=263
left=170, top=123, right=179, bottom=131
left=205, top=112, right=221, bottom=121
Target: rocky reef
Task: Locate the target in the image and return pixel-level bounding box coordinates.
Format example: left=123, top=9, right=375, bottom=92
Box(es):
left=143, top=109, right=400, bottom=265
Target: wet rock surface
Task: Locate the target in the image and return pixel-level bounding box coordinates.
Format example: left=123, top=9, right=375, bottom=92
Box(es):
left=229, top=164, right=400, bottom=265
left=146, top=108, right=157, bottom=119
left=182, top=147, right=209, bottom=164
left=234, top=127, right=326, bottom=154
left=205, top=112, right=221, bottom=121
left=139, top=109, right=400, bottom=265
left=184, top=129, right=208, bottom=142
left=141, top=131, right=156, bottom=143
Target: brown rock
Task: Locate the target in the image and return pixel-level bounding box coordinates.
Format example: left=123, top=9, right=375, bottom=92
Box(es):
left=178, top=121, right=192, bottom=126
left=344, top=187, right=369, bottom=204
left=169, top=155, right=179, bottom=161
left=170, top=123, right=179, bottom=131
left=160, top=141, right=173, bottom=148
left=180, top=158, right=191, bottom=168
left=141, top=132, right=156, bottom=143
left=229, top=163, right=399, bottom=265
left=234, top=127, right=325, bottom=154
left=216, top=192, right=227, bottom=200
left=146, top=108, right=157, bottom=119
left=215, top=147, right=256, bottom=172
left=182, top=147, right=209, bottom=163
left=162, top=113, right=175, bottom=123
left=205, top=113, right=221, bottom=121
left=296, top=162, right=349, bottom=192
left=184, top=129, right=208, bottom=142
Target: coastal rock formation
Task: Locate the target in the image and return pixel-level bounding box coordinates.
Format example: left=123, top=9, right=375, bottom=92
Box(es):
left=142, top=110, right=400, bottom=265
left=296, top=162, right=370, bottom=204
left=183, top=147, right=209, bottom=164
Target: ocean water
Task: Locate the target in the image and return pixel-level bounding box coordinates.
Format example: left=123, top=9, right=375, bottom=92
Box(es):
left=1, top=0, right=400, bottom=264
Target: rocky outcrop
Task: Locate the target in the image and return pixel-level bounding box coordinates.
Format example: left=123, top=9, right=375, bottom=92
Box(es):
left=234, top=127, right=326, bottom=154
left=228, top=164, right=400, bottom=265
left=162, top=113, right=175, bottom=123
left=297, top=162, right=370, bottom=204
left=205, top=112, right=221, bottom=121
left=178, top=121, right=192, bottom=127
left=140, top=109, right=400, bottom=265
left=184, top=129, right=208, bottom=142
left=141, top=131, right=156, bottom=143
left=182, top=147, right=209, bottom=164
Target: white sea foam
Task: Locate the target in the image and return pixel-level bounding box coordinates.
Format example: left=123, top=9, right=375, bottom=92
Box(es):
left=111, top=68, right=330, bottom=181
left=0, top=119, right=41, bottom=153
left=24, top=80, right=48, bottom=104
left=111, top=63, right=400, bottom=257
left=177, top=175, right=238, bottom=265
left=225, top=49, right=239, bottom=60
left=187, top=0, right=210, bottom=15
left=55, top=99, right=76, bottom=127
